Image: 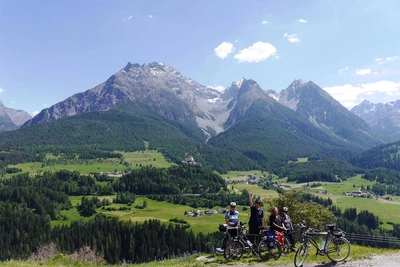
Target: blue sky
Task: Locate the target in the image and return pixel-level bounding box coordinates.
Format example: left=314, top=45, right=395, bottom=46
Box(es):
left=1, top=0, right=399, bottom=116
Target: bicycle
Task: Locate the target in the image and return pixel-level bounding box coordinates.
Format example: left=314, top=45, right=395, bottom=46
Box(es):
left=294, top=223, right=351, bottom=267
left=223, top=223, right=282, bottom=261
left=213, top=224, right=229, bottom=255
left=281, top=222, right=308, bottom=255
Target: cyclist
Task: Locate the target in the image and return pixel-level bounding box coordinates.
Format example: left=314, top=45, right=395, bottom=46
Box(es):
left=225, top=202, right=240, bottom=239
left=216, top=202, right=240, bottom=254
left=270, top=207, right=286, bottom=245
left=282, top=206, right=296, bottom=251
left=248, top=189, right=264, bottom=244
left=270, top=207, right=286, bottom=232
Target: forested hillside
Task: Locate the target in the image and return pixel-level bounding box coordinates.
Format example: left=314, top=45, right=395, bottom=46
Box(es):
left=0, top=165, right=228, bottom=263
left=349, top=141, right=400, bottom=171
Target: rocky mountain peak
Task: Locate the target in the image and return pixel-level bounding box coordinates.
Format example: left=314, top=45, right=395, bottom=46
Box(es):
left=0, top=100, right=32, bottom=131
left=351, top=100, right=400, bottom=141
left=288, top=79, right=306, bottom=89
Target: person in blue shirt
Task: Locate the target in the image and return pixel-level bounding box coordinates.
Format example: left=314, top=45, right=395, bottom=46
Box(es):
left=225, top=202, right=240, bottom=238
left=282, top=206, right=296, bottom=251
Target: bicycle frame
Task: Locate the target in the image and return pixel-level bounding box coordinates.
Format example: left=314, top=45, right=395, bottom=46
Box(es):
left=294, top=224, right=351, bottom=267
left=302, top=231, right=330, bottom=255
left=236, top=224, right=265, bottom=256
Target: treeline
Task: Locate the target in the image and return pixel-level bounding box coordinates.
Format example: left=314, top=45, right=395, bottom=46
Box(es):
left=276, top=158, right=363, bottom=183
left=363, top=168, right=400, bottom=196
left=0, top=201, right=214, bottom=263
left=113, top=165, right=226, bottom=194
left=148, top=189, right=251, bottom=209
left=0, top=173, right=71, bottom=219
left=349, top=141, right=400, bottom=171
left=51, top=215, right=213, bottom=264
left=1, top=165, right=227, bottom=199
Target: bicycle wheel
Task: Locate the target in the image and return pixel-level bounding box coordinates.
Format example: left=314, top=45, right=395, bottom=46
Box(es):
left=326, top=237, right=350, bottom=262
left=294, top=243, right=308, bottom=267
left=281, top=235, right=290, bottom=256
left=257, top=238, right=282, bottom=260
left=269, top=240, right=282, bottom=260
left=213, top=237, right=226, bottom=255
left=224, top=240, right=244, bottom=261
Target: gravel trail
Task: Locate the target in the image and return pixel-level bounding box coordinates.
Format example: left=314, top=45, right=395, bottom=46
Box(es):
left=200, top=252, right=400, bottom=267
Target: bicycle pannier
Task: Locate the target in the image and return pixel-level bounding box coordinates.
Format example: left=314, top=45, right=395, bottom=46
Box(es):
left=218, top=224, right=227, bottom=232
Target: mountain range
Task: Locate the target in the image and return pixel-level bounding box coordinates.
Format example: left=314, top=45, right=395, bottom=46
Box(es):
left=351, top=100, right=400, bottom=142
left=0, top=101, right=31, bottom=131
left=0, top=62, right=395, bottom=171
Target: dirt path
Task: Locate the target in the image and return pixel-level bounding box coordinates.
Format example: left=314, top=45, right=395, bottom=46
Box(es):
left=198, top=252, right=400, bottom=267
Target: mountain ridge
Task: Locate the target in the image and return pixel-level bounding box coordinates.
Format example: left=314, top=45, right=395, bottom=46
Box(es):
left=351, top=100, right=400, bottom=142
left=21, top=62, right=385, bottom=149
left=0, top=100, right=32, bottom=132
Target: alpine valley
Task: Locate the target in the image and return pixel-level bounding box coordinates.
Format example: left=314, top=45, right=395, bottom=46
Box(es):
left=0, top=62, right=394, bottom=172
left=2, top=62, right=400, bottom=265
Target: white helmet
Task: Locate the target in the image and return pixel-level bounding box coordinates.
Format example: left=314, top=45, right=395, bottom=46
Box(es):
left=283, top=207, right=288, bottom=212
left=230, top=202, right=237, bottom=207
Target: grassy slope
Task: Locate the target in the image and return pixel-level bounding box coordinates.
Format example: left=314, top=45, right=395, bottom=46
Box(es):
left=279, top=174, right=400, bottom=229
left=0, top=245, right=397, bottom=266
left=6, top=150, right=400, bottom=230
left=3, top=153, right=400, bottom=265
left=4, top=150, right=174, bottom=178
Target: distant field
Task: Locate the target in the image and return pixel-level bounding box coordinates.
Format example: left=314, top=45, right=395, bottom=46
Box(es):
left=221, top=170, right=265, bottom=181
left=233, top=183, right=279, bottom=200
left=4, top=150, right=175, bottom=178
left=279, top=174, right=400, bottom=229
left=55, top=196, right=232, bottom=234
left=6, top=151, right=400, bottom=232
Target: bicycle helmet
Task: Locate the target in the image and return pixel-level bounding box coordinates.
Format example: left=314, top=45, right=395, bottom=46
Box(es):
left=230, top=202, right=237, bottom=207
left=282, top=207, right=288, bottom=212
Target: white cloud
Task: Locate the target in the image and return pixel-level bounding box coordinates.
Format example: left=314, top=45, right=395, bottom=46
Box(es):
left=355, top=68, right=371, bottom=75
left=298, top=19, right=307, bottom=23
left=284, top=33, right=300, bottom=43
left=122, top=14, right=133, bottom=21
left=386, top=56, right=399, bottom=62
left=32, top=111, right=40, bottom=116
left=262, top=20, right=268, bottom=24
left=0, top=87, right=4, bottom=93
left=234, top=41, right=277, bottom=63
left=324, top=80, right=400, bottom=108
left=214, top=42, right=234, bottom=59
left=339, top=66, right=349, bottom=73
left=374, top=56, right=398, bottom=64
left=148, top=14, right=153, bottom=19
left=207, top=85, right=225, bottom=92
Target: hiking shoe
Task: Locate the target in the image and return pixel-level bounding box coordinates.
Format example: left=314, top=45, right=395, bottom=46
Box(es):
left=216, top=248, right=224, bottom=253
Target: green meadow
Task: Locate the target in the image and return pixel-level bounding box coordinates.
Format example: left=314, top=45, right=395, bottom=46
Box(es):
left=55, top=196, right=237, bottom=234
left=278, top=174, right=400, bottom=229
left=5, top=150, right=400, bottom=231
left=4, top=150, right=175, bottom=178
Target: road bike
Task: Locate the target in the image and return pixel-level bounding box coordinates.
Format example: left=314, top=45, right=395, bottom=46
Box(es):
left=294, top=223, right=351, bottom=267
